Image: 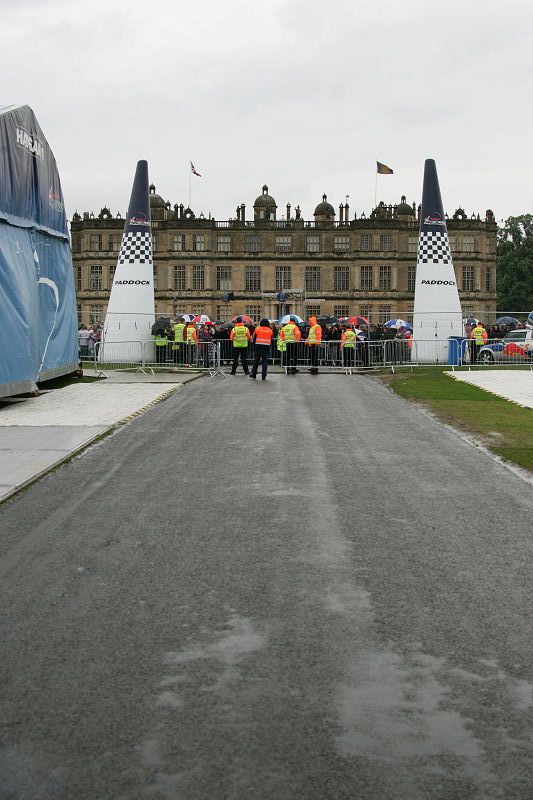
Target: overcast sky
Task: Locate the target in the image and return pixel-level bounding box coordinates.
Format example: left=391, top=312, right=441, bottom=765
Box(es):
left=2, top=0, right=532, bottom=224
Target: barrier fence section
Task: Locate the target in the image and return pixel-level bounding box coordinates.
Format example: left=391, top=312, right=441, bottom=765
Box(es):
left=82, top=337, right=533, bottom=374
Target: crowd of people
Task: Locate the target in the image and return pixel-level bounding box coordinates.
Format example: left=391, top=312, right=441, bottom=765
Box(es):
left=79, top=316, right=524, bottom=371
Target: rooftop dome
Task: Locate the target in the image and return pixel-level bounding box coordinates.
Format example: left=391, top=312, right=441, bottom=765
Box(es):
left=396, top=195, right=414, bottom=216
left=254, top=185, right=277, bottom=208
left=314, top=194, right=335, bottom=217
left=149, top=184, right=166, bottom=208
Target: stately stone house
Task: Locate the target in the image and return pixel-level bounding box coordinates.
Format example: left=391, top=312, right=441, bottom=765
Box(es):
left=71, top=184, right=497, bottom=326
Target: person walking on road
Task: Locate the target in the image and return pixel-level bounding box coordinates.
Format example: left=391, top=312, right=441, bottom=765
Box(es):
left=470, top=321, right=488, bottom=364
left=280, top=316, right=301, bottom=374
left=230, top=317, right=251, bottom=375
left=250, top=319, right=273, bottom=380
left=307, top=315, right=322, bottom=375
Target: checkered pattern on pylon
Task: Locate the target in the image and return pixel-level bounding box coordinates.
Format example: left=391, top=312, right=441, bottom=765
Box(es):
left=418, top=231, right=452, bottom=264
left=118, top=232, right=152, bottom=264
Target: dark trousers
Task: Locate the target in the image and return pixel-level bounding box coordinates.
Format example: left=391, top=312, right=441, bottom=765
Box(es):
left=309, top=344, right=319, bottom=370
left=156, top=345, right=167, bottom=364
left=343, top=347, right=355, bottom=367
left=285, top=342, right=297, bottom=371
left=252, top=345, right=270, bottom=379
left=471, top=342, right=480, bottom=363
left=231, top=347, right=249, bottom=374
left=173, top=342, right=185, bottom=365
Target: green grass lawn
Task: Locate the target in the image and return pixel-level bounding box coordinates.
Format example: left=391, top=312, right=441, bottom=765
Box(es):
left=380, top=368, right=533, bottom=471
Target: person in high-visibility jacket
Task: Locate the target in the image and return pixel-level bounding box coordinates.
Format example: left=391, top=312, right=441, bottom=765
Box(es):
left=280, top=316, right=301, bottom=374
left=470, top=321, right=488, bottom=364
left=172, top=317, right=186, bottom=365
left=229, top=317, right=251, bottom=375
left=306, top=315, right=322, bottom=375
left=154, top=331, right=169, bottom=364
left=251, top=319, right=273, bottom=380
left=276, top=327, right=286, bottom=368
left=341, top=326, right=356, bottom=369
left=185, top=321, right=197, bottom=367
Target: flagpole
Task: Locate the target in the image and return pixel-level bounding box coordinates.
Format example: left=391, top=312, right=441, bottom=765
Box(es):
left=188, top=160, right=191, bottom=208
left=374, top=165, right=378, bottom=209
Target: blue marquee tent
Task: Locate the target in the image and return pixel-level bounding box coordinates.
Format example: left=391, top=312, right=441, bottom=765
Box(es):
left=0, top=104, right=78, bottom=398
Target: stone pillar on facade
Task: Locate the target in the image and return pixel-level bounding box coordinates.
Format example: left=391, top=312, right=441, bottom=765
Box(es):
left=339, top=204, right=344, bottom=224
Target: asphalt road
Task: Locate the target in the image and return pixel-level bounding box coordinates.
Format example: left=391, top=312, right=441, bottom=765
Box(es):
left=1, top=373, right=532, bottom=799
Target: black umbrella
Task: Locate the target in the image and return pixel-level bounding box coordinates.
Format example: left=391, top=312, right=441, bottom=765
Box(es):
left=495, top=316, right=520, bottom=326
left=151, top=317, right=171, bottom=335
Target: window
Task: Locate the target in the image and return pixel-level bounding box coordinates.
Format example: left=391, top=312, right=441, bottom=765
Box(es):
left=192, top=265, right=205, bottom=290
left=173, top=234, right=186, bottom=251
left=109, top=235, right=120, bottom=252
left=360, top=265, right=373, bottom=291
left=245, top=234, right=260, bottom=253
left=378, top=304, right=391, bottom=323
left=73, top=236, right=81, bottom=254
left=245, top=266, right=261, bottom=292
left=174, top=304, right=186, bottom=316
left=462, top=305, right=474, bottom=318
left=408, top=236, right=418, bottom=253
left=305, top=266, right=321, bottom=292
left=216, top=304, right=231, bottom=322
left=216, top=265, right=232, bottom=291
left=217, top=235, right=231, bottom=252
left=275, top=235, right=292, bottom=254
left=152, top=235, right=157, bottom=252
left=109, top=265, right=115, bottom=287
left=75, top=266, right=82, bottom=291
left=485, top=267, right=492, bottom=292
left=462, top=236, right=475, bottom=253
left=334, top=235, right=350, bottom=253
left=334, top=305, right=350, bottom=317
left=89, top=234, right=102, bottom=251
left=77, top=304, right=82, bottom=324
left=462, top=266, right=474, bottom=291
left=173, top=266, right=186, bottom=290
left=334, top=266, right=349, bottom=291
left=89, top=265, right=103, bottom=290
left=306, top=305, right=321, bottom=318
left=306, top=235, right=320, bottom=253
left=89, top=304, right=104, bottom=323
left=448, top=236, right=456, bottom=252
left=379, top=265, right=392, bottom=291
left=380, top=234, right=392, bottom=251
left=360, top=304, right=372, bottom=323
left=245, top=305, right=261, bottom=321
left=407, top=266, right=416, bottom=293
left=192, top=234, right=205, bottom=252
left=276, top=265, right=291, bottom=290
left=191, top=305, right=205, bottom=315
left=360, top=234, right=372, bottom=251
left=153, top=267, right=158, bottom=290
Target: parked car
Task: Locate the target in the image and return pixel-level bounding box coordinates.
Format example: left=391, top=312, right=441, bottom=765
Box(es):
left=477, top=329, right=533, bottom=364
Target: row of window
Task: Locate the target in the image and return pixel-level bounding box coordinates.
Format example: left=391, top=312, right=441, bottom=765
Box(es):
left=79, top=301, right=491, bottom=327
left=79, top=232, right=485, bottom=255
left=79, top=264, right=493, bottom=293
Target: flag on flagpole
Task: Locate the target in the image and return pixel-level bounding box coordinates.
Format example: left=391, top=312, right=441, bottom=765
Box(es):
left=190, top=160, right=202, bottom=177
left=377, top=161, right=393, bottom=174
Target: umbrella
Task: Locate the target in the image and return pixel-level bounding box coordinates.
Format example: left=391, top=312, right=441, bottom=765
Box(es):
left=151, top=317, right=171, bottom=335
left=279, top=314, right=304, bottom=325
left=384, top=319, right=412, bottom=330
left=463, top=317, right=479, bottom=326
left=191, top=314, right=211, bottom=324
left=340, top=315, right=369, bottom=328
left=232, top=314, right=254, bottom=325
left=317, top=315, right=338, bottom=326
left=495, top=316, right=520, bottom=326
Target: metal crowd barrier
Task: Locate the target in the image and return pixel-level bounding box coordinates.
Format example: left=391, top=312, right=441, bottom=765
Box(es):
left=82, top=336, right=533, bottom=377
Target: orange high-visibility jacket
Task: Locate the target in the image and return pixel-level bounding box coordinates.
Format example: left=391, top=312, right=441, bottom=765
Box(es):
left=186, top=324, right=197, bottom=343
left=254, top=326, right=273, bottom=346
left=307, top=317, right=322, bottom=346
left=280, top=322, right=301, bottom=343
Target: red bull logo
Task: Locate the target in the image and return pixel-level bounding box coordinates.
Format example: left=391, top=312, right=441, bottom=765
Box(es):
left=128, top=212, right=150, bottom=227
left=423, top=211, right=445, bottom=226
